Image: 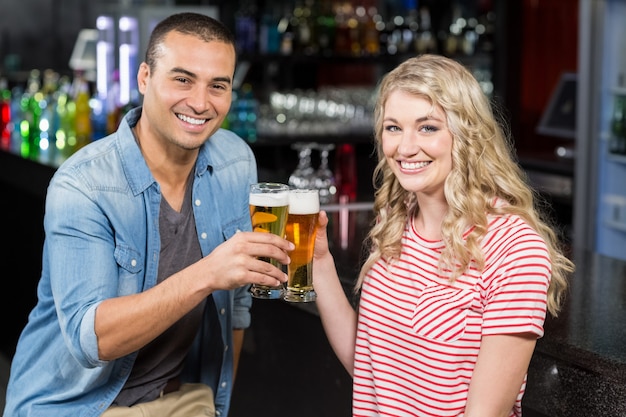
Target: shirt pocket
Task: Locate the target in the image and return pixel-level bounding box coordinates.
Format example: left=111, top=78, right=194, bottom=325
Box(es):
left=114, top=243, right=144, bottom=295
left=222, top=211, right=251, bottom=239
left=222, top=224, right=243, bottom=240
left=411, top=284, right=476, bottom=342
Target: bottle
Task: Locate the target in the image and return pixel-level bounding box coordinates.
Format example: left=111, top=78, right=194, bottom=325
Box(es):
left=315, top=0, right=336, bottom=56
left=333, top=2, right=352, bottom=55
left=259, top=6, right=281, bottom=54
left=333, top=143, right=358, bottom=251
left=347, top=4, right=362, bottom=56
left=0, top=78, right=11, bottom=151
left=37, top=69, right=60, bottom=164
left=19, top=69, right=42, bottom=160
left=229, top=83, right=258, bottom=143
left=405, top=0, right=420, bottom=51
left=444, top=2, right=465, bottom=56
left=295, top=0, right=316, bottom=55
left=235, top=0, right=258, bottom=54
left=90, top=92, right=107, bottom=141
left=361, top=6, right=382, bottom=56
left=55, top=75, right=76, bottom=160
left=277, top=4, right=295, bottom=55
left=72, top=71, right=92, bottom=150
left=335, top=143, right=357, bottom=202
left=415, top=5, right=437, bottom=54
left=379, top=7, right=399, bottom=55
left=9, top=84, right=25, bottom=155
left=27, top=69, right=43, bottom=160
left=106, top=70, right=122, bottom=135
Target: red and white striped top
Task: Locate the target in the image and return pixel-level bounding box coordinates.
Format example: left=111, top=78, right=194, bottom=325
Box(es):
left=353, top=213, right=551, bottom=417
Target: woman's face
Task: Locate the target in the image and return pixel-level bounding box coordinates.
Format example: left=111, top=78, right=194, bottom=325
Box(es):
left=381, top=90, right=453, bottom=198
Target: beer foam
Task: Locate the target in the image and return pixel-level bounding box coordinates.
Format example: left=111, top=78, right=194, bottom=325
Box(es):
left=250, top=192, right=289, bottom=207
left=289, top=190, right=320, bottom=214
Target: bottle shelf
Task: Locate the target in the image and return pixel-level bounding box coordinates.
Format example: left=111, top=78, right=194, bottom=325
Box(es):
left=248, top=132, right=373, bottom=147
left=239, top=51, right=493, bottom=66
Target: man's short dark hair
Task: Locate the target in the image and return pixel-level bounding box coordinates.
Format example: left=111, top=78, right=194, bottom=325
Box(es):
left=145, top=12, right=235, bottom=70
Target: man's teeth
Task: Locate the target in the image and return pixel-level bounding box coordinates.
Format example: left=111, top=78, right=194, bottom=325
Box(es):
left=178, top=114, right=206, bottom=125
left=401, top=161, right=430, bottom=169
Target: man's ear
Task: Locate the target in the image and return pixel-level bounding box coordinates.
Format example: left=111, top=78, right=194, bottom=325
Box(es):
left=137, top=62, right=150, bottom=94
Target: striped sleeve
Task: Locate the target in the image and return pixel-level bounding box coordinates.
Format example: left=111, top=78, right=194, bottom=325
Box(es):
left=480, top=215, right=551, bottom=337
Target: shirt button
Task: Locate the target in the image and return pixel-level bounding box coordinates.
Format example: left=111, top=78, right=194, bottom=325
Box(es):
left=220, top=308, right=226, bottom=315
left=131, top=259, right=137, bottom=267
left=195, top=199, right=201, bottom=206
left=221, top=381, right=227, bottom=388
left=224, top=344, right=229, bottom=352
left=216, top=411, right=221, bottom=416
left=201, top=232, right=207, bottom=239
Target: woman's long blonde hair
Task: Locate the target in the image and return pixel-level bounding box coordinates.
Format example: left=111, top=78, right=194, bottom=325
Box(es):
left=357, top=54, right=574, bottom=317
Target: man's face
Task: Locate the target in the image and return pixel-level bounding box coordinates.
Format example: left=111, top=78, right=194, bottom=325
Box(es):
left=137, top=31, right=236, bottom=152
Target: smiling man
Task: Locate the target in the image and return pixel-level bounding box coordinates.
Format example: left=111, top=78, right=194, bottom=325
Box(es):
left=4, top=13, right=293, bottom=417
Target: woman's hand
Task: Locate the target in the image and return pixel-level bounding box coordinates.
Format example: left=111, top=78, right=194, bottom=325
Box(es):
left=314, top=210, right=331, bottom=260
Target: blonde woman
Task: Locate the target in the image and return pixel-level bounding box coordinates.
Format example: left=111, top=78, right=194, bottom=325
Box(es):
left=313, top=54, right=574, bottom=417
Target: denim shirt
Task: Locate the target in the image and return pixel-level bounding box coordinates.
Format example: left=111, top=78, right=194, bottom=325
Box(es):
left=4, top=107, right=256, bottom=417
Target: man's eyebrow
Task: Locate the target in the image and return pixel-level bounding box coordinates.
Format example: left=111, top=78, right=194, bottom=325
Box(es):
left=169, top=67, right=196, bottom=78
left=212, top=76, right=232, bottom=85
left=168, top=68, right=232, bottom=84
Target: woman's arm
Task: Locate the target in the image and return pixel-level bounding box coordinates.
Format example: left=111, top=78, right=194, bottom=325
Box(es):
left=464, top=333, right=537, bottom=417
left=313, top=211, right=358, bottom=375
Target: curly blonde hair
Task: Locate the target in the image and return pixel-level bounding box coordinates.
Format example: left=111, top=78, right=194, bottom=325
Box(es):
left=357, top=54, right=574, bottom=317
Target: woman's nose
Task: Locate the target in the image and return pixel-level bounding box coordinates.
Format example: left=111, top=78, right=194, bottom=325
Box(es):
left=397, top=131, right=420, bottom=155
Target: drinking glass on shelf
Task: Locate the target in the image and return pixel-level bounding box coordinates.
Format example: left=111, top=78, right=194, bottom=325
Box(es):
left=312, top=143, right=337, bottom=204
left=284, top=189, right=320, bottom=303
left=248, top=182, right=290, bottom=299
left=288, top=142, right=316, bottom=189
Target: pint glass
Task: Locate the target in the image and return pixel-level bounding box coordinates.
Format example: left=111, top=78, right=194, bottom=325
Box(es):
left=249, top=182, right=290, bottom=299
left=284, top=189, right=320, bottom=303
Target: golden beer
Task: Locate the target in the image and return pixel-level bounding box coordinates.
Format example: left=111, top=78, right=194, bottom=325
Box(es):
left=284, top=189, right=320, bottom=303
left=249, top=183, right=290, bottom=299
left=249, top=203, right=289, bottom=264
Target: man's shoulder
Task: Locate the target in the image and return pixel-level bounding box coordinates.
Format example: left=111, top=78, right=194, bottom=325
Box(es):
left=51, top=132, right=146, bottom=194
left=200, top=129, right=254, bottom=167
left=206, top=129, right=252, bottom=151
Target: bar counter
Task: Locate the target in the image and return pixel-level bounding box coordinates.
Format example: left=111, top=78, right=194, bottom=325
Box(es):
left=2, top=150, right=625, bottom=416
left=234, top=200, right=626, bottom=416
left=524, top=249, right=626, bottom=416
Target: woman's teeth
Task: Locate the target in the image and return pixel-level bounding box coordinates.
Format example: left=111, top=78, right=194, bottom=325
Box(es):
left=401, top=161, right=430, bottom=169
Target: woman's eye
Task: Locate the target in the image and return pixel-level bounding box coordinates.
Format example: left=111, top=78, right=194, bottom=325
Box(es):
left=384, top=125, right=400, bottom=132
left=420, top=124, right=439, bottom=133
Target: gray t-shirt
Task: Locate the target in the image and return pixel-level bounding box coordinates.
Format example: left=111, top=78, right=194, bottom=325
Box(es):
left=113, top=178, right=212, bottom=406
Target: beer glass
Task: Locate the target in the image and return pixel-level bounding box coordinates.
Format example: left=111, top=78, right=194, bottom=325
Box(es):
left=249, top=182, right=290, bottom=299
left=284, top=189, right=320, bottom=303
